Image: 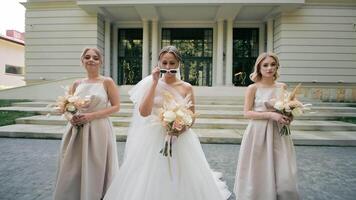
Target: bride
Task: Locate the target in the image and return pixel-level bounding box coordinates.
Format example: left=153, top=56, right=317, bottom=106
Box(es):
left=104, top=46, right=231, bottom=200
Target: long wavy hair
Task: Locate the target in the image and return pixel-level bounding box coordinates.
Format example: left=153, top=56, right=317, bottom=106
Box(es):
left=249, top=52, right=280, bottom=82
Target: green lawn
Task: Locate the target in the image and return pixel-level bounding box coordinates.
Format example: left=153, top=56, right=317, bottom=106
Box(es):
left=0, top=99, right=37, bottom=126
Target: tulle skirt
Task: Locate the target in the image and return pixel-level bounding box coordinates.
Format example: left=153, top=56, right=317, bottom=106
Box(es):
left=104, top=123, right=231, bottom=200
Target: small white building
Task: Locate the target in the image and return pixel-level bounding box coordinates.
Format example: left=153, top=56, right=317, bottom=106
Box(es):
left=0, top=30, right=26, bottom=89
left=21, top=0, right=356, bottom=101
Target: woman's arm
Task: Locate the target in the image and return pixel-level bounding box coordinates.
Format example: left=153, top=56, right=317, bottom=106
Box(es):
left=69, top=80, right=82, bottom=125
left=139, top=67, right=160, bottom=117
left=186, top=83, right=195, bottom=113
left=186, top=83, right=196, bottom=126
left=139, top=81, right=158, bottom=117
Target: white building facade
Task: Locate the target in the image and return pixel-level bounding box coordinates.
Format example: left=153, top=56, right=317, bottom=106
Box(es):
left=22, top=0, right=356, bottom=100
left=0, top=31, right=26, bottom=89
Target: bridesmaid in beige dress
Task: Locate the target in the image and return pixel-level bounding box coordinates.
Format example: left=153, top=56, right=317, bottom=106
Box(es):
left=54, top=47, right=120, bottom=200
left=234, top=52, right=300, bottom=200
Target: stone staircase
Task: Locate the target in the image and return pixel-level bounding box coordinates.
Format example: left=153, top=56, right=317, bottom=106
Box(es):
left=1, top=96, right=356, bottom=146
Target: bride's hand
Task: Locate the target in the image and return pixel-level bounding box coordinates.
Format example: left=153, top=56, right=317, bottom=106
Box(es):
left=152, top=66, right=160, bottom=82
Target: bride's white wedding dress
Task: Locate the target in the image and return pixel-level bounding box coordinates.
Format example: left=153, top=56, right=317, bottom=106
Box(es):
left=104, top=76, right=231, bottom=200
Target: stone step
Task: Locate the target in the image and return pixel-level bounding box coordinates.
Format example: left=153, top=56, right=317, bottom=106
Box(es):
left=15, top=115, right=356, bottom=131
left=13, top=100, right=356, bottom=108
left=308, top=102, right=356, bottom=107
left=1, top=124, right=356, bottom=146
left=119, top=96, right=245, bottom=105
left=109, top=110, right=355, bottom=120
left=11, top=101, right=53, bottom=107
left=1, top=106, right=356, bottom=120
left=0, top=124, right=241, bottom=143
left=313, top=106, right=356, bottom=113
left=3, top=104, right=356, bottom=115
left=11, top=101, right=247, bottom=111
left=8, top=103, right=247, bottom=111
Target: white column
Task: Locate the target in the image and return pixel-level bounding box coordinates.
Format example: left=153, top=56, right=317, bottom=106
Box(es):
left=112, top=25, right=118, bottom=83
left=216, top=20, right=224, bottom=86
left=259, top=23, right=265, bottom=54
left=212, top=23, right=217, bottom=86
left=142, top=19, right=150, bottom=78
left=225, top=19, right=233, bottom=86
left=267, top=18, right=274, bottom=52
left=151, top=20, right=159, bottom=68
left=104, top=19, right=111, bottom=77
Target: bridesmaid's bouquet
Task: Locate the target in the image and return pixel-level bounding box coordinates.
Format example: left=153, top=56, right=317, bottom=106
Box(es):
left=158, top=92, right=196, bottom=157
left=53, top=87, right=91, bottom=129
left=267, top=83, right=312, bottom=136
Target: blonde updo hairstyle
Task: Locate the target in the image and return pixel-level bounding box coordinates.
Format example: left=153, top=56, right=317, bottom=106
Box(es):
left=249, top=52, right=280, bottom=82
left=158, top=45, right=183, bottom=66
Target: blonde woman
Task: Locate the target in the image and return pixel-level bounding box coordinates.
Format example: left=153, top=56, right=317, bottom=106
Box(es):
left=104, top=46, right=231, bottom=200
left=234, top=52, right=300, bottom=200
left=54, top=47, right=120, bottom=200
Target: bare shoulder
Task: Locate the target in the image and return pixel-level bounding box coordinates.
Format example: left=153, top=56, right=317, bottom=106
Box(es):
left=180, top=81, right=193, bottom=93
left=67, top=79, right=83, bottom=94
left=71, top=79, right=82, bottom=90
left=72, top=79, right=82, bottom=86
left=103, top=76, right=116, bottom=86
left=246, top=83, right=257, bottom=92
left=182, top=81, right=192, bottom=89
left=244, top=83, right=258, bottom=99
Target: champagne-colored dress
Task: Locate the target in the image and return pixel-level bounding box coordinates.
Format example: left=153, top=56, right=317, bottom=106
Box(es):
left=234, top=86, right=300, bottom=200
left=54, top=80, right=119, bottom=200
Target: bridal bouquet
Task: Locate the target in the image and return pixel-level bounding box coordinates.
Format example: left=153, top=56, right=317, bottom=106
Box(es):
left=53, top=87, right=91, bottom=129
left=158, top=92, right=196, bottom=157
left=267, top=83, right=312, bottom=136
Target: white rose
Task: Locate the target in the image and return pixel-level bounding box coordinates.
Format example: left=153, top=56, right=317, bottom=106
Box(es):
left=274, top=101, right=284, bottom=111
left=163, top=110, right=176, bottom=122
left=176, top=110, right=185, bottom=118
left=182, top=114, right=193, bottom=125
left=291, top=107, right=303, bottom=116
left=66, top=104, right=76, bottom=112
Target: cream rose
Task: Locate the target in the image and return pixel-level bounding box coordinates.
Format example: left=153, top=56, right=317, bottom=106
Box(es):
left=66, top=103, right=76, bottom=112
left=291, top=107, right=303, bottom=116
left=274, top=101, right=284, bottom=111
left=163, top=110, right=176, bottom=122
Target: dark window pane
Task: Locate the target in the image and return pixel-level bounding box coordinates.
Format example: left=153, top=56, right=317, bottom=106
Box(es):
left=118, top=29, right=143, bottom=85
left=161, top=28, right=213, bottom=86
left=233, top=28, right=259, bottom=86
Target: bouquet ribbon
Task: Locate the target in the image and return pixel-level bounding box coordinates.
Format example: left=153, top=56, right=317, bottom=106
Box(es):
left=160, top=134, right=179, bottom=185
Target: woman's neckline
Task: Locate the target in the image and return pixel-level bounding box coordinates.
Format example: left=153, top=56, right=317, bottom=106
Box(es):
left=258, top=85, right=277, bottom=89
left=81, top=76, right=104, bottom=84
left=256, top=81, right=281, bottom=89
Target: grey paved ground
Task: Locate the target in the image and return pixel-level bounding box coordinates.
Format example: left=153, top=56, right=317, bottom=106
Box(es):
left=0, top=138, right=355, bottom=200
